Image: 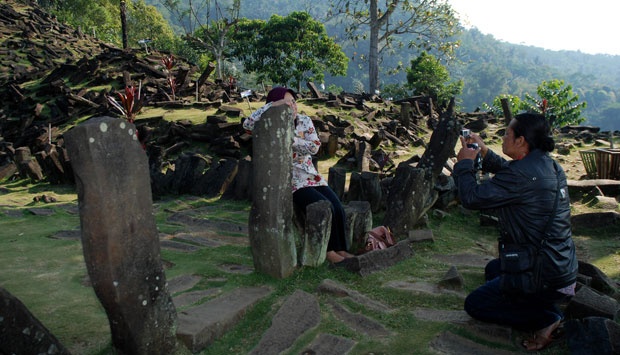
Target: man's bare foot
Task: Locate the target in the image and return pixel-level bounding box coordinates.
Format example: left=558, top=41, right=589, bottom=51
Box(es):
left=522, top=319, right=561, bottom=351
left=337, top=251, right=355, bottom=258
left=326, top=251, right=345, bottom=263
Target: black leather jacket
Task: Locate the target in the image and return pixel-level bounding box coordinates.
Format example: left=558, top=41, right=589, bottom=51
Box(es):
left=454, top=149, right=578, bottom=290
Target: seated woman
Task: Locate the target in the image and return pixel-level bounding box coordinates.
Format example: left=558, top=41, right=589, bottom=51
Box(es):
left=453, top=113, right=578, bottom=351
left=243, top=87, right=354, bottom=264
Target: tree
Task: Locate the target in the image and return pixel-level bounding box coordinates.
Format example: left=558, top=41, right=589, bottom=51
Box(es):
left=329, top=0, right=460, bottom=94
left=42, top=0, right=176, bottom=50
left=127, top=0, right=176, bottom=51
left=406, top=51, right=462, bottom=109
left=231, top=12, right=348, bottom=91
left=483, top=94, right=521, bottom=118
left=522, top=79, right=587, bottom=128
left=45, top=0, right=120, bottom=44
left=162, top=0, right=241, bottom=80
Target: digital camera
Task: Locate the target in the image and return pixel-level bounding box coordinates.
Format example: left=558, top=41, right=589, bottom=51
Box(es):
left=461, top=128, right=478, bottom=149
left=461, top=128, right=482, bottom=170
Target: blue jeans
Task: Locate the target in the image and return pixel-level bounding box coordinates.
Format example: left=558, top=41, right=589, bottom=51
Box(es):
left=293, top=186, right=348, bottom=252
left=464, top=258, right=569, bottom=331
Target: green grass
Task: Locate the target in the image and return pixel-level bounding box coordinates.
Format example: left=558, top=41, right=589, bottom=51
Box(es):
left=2, top=175, right=619, bottom=354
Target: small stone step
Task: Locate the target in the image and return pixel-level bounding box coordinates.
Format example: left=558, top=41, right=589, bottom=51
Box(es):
left=342, top=238, right=414, bottom=276
left=167, top=274, right=202, bottom=294
left=302, top=333, right=356, bottom=355
left=249, top=290, right=320, bottom=354
left=317, top=278, right=392, bottom=313
left=176, top=286, right=272, bottom=353
left=430, top=331, right=518, bottom=355
left=173, top=289, right=220, bottom=309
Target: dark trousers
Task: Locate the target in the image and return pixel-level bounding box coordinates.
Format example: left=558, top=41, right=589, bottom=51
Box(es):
left=464, top=258, right=569, bottom=331
left=293, top=186, right=348, bottom=252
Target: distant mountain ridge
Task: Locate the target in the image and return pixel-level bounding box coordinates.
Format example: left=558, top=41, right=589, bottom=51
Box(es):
left=148, top=0, right=620, bottom=129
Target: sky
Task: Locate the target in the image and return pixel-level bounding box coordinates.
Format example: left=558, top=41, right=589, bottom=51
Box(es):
left=447, top=0, right=620, bottom=56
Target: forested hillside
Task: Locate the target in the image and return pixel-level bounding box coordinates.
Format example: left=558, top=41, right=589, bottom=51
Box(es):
left=42, top=0, right=620, bottom=130
left=144, top=0, right=620, bottom=130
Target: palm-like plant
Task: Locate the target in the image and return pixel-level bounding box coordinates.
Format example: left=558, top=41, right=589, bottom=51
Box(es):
left=106, top=84, right=143, bottom=123
left=162, top=54, right=176, bottom=101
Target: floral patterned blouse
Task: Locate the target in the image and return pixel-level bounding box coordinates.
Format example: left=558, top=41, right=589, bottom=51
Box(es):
left=243, top=102, right=327, bottom=192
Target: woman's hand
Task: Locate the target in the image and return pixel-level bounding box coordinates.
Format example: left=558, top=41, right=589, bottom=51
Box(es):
left=271, top=97, right=297, bottom=117
left=457, top=136, right=480, bottom=162
left=467, top=132, right=488, bottom=157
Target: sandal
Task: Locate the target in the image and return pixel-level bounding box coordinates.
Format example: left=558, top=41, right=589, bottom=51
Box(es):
left=522, top=334, right=556, bottom=351
left=521, top=319, right=563, bottom=352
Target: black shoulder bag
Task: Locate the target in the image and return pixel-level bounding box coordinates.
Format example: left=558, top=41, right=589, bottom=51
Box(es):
left=499, top=162, right=561, bottom=295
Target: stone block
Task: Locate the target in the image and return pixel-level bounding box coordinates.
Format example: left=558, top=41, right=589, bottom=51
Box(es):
left=438, top=265, right=464, bottom=291
left=565, top=286, right=620, bottom=321
left=344, top=200, right=373, bottom=253
left=340, top=237, right=415, bottom=276
left=249, top=290, right=319, bottom=355
left=0, top=287, right=70, bottom=355
left=300, top=200, right=332, bottom=267
left=177, top=286, right=272, bottom=353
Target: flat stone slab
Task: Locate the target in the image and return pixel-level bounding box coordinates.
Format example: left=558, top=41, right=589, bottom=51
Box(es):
left=168, top=275, right=202, bottom=294
left=572, top=211, right=620, bottom=229
left=167, top=212, right=248, bottom=235
left=1, top=209, right=24, bottom=218
left=412, top=307, right=513, bottom=346
left=26, top=208, right=55, bottom=216
left=383, top=280, right=466, bottom=298
left=48, top=229, right=81, bottom=240
left=429, top=331, right=517, bottom=355
left=317, top=278, right=392, bottom=313
left=302, top=333, right=356, bottom=355
left=177, top=286, right=272, bottom=353
left=249, top=290, right=320, bottom=355
left=567, top=179, right=620, bottom=196
left=57, top=203, right=79, bottom=214
left=173, top=289, right=220, bottom=309
left=159, top=239, right=201, bottom=252
left=433, top=253, right=495, bottom=268
left=462, top=320, right=514, bottom=347
left=412, top=308, right=472, bottom=325
left=173, top=232, right=225, bottom=247
left=341, top=238, right=414, bottom=276
left=219, top=263, right=253, bottom=274
left=329, top=301, right=390, bottom=337
left=408, top=228, right=435, bottom=242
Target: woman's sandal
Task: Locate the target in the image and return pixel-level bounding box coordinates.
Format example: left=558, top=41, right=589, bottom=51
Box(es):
left=521, top=320, right=564, bottom=352
left=521, top=334, right=556, bottom=351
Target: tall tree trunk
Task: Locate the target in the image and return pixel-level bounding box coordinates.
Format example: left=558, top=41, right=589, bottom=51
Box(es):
left=368, top=0, right=379, bottom=94
left=120, top=1, right=128, bottom=50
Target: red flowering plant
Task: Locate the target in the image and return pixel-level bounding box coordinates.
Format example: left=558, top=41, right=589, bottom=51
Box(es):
left=106, top=83, right=143, bottom=123
left=162, top=54, right=177, bottom=101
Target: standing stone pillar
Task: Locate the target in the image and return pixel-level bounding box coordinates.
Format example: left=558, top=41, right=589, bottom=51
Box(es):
left=248, top=105, right=297, bottom=278
left=400, top=101, right=411, bottom=129
left=64, top=116, right=177, bottom=354
left=328, top=166, right=346, bottom=200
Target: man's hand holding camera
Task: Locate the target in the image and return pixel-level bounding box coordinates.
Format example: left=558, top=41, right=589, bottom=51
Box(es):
left=457, top=129, right=485, bottom=170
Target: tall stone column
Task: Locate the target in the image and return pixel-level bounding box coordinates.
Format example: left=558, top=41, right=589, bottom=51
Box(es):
left=248, top=105, right=297, bottom=278
left=65, top=116, right=177, bottom=354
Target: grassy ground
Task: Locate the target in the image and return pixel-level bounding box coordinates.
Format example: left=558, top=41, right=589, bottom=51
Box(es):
left=1, top=104, right=619, bottom=353
left=1, top=174, right=618, bottom=354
